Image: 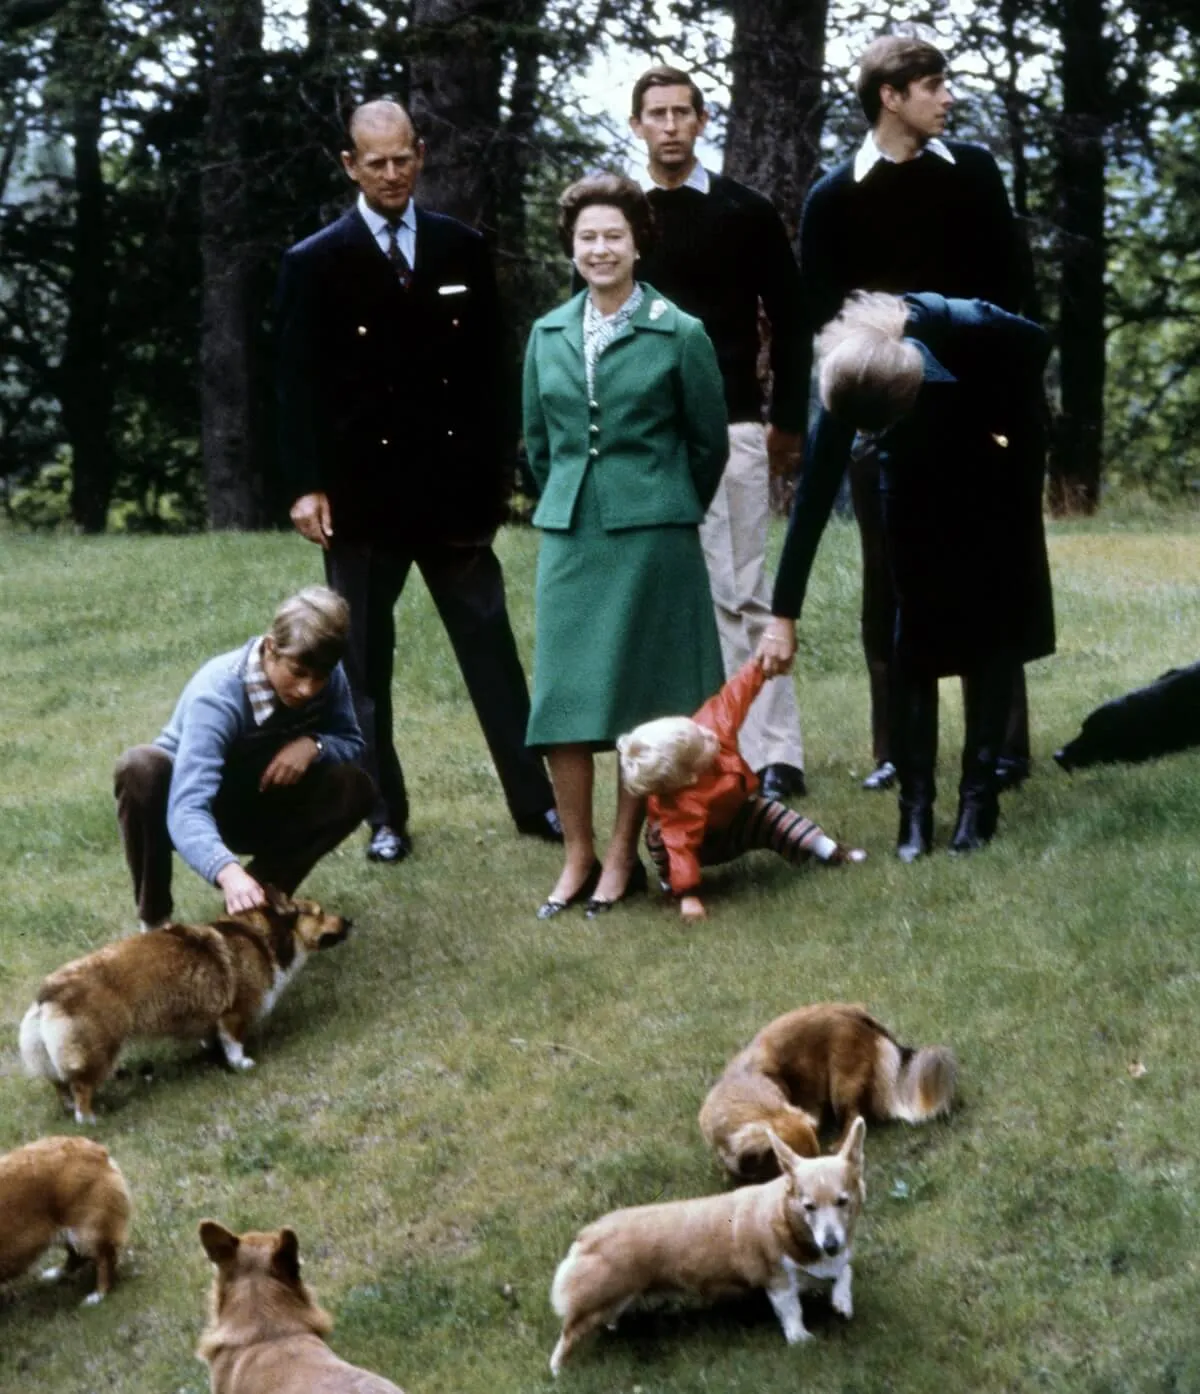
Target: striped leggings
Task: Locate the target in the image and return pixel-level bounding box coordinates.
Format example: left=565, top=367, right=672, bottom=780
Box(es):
left=645, top=795, right=847, bottom=891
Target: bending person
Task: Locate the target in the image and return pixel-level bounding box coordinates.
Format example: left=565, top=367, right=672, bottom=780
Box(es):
left=759, top=291, right=1054, bottom=859
left=114, top=586, right=373, bottom=926
left=523, top=172, right=728, bottom=918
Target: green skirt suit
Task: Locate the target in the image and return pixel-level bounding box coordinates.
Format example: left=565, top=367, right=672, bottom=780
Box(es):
left=523, top=285, right=728, bottom=748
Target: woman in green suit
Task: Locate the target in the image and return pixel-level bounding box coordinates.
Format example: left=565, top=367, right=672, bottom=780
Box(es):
left=524, top=172, right=728, bottom=919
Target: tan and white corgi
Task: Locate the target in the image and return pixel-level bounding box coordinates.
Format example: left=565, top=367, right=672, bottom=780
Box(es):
left=0, top=1136, right=132, bottom=1304
left=548, top=1118, right=866, bottom=1374
left=19, top=889, right=350, bottom=1123
left=700, top=1002, right=956, bottom=1180
left=197, top=1221, right=406, bottom=1394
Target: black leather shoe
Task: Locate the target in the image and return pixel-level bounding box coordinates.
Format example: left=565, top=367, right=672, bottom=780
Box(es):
left=538, top=859, right=602, bottom=920
left=862, top=760, right=897, bottom=792
left=515, top=808, right=564, bottom=843
left=949, top=796, right=999, bottom=853
left=994, top=757, right=1030, bottom=792
left=585, top=860, right=649, bottom=919
left=757, top=763, right=807, bottom=801
left=896, top=805, right=933, bottom=863
left=366, top=825, right=412, bottom=863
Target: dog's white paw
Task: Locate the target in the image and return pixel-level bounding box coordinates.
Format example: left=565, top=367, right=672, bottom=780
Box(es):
left=73, top=1109, right=97, bottom=1126
left=235, top=1055, right=255, bottom=1071
left=784, top=1322, right=813, bottom=1345
left=831, top=1267, right=853, bottom=1318
left=82, top=1291, right=105, bottom=1307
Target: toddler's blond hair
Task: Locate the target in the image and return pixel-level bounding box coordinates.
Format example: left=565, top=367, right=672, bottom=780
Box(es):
left=617, top=717, right=720, bottom=798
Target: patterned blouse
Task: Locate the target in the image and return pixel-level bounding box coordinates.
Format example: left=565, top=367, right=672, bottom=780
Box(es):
left=582, top=282, right=645, bottom=396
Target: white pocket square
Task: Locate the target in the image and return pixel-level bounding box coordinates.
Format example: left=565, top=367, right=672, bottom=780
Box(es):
left=438, top=284, right=469, bottom=296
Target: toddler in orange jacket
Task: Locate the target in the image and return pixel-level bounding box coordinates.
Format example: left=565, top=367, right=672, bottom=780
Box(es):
left=618, top=661, right=865, bottom=920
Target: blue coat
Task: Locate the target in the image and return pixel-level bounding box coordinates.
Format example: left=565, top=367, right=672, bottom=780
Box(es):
left=522, top=286, right=728, bottom=532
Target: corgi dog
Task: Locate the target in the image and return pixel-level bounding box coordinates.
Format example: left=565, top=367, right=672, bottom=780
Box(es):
left=197, top=1221, right=406, bottom=1394
left=20, top=889, right=350, bottom=1124
left=549, top=1118, right=866, bottom=1374
left=699, top=1002, right=957, bottom=1181
left=0, top=1136, right=131, bottom=1305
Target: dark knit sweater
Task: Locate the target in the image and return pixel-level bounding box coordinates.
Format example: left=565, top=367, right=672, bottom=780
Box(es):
left=772, top=141, right=1027, bottom=619
left=637, top=172, right=807, bottom=432
left=797, top=141, right=1024, bottom=335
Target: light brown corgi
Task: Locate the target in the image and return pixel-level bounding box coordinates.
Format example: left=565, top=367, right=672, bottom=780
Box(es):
left=0, top=1136, right=132, bottom=1304
left=19, top=889, right=350, bottom=1123
left=549, top=1118, right=866, bottom=1375
left=699, top=1002, right=956, bottom=1181
left=197, top=1221, right=406, bottom=1394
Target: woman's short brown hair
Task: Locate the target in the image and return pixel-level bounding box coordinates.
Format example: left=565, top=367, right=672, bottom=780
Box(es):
left=268, top=585, right=350, bottom=675
left=556, top=172, right=656, bottom=258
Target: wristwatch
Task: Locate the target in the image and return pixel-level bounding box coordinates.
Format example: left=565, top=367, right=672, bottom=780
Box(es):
left=312, top=735, right=325, bottom=757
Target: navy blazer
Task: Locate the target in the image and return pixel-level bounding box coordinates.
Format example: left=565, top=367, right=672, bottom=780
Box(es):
left=275, top=205, right=511, bottom=546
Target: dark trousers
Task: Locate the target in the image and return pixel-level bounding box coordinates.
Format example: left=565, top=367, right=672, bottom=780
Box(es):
left=325, top=539, right=553, bottom=833
left=848, top=444, right=1031, bottom=769
left=114, top=745, right=375, bottom=924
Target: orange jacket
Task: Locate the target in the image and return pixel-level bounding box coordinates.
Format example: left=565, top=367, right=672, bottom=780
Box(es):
left=647, top=660, right=766, bottom=894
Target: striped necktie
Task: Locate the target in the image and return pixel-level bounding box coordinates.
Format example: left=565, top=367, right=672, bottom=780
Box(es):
left=385, top=220, right=412, bottom=290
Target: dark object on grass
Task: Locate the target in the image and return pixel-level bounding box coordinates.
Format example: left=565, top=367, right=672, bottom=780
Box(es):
left=1055, top=661, right=1200, bottom=770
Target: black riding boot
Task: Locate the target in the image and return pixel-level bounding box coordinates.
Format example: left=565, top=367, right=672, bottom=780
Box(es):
left=894, top=671, right=938, bottom=863
left=950, top=660, right=1015, bottom=853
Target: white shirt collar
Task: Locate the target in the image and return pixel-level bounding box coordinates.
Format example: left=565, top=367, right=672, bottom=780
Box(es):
left=853, top=132, right=956, bottom=183
left=637, top=161, right=711, bottom=195
left=357, top=192, right=417, bottom=236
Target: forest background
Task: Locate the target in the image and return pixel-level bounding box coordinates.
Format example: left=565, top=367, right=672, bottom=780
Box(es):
left=1, top=0, right=1198, bottom=534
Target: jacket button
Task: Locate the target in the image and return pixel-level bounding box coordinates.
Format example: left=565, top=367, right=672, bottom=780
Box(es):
left=589, top=424, right=599, bottom=434
left=447, top=429, right=455, bottom=437
left=357, top=326, right=368, bottom=335
left=381, top=438, right=389, bottom=446
left=589, top=447, right=599, bottom=458
left=589, top=399, right=598, bottom=410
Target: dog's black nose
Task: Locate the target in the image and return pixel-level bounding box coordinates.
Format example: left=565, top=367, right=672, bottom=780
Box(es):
left=822, top=1236, right=842, bottom=1256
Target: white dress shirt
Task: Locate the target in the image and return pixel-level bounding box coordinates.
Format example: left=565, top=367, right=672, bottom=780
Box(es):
left=357, top=193, right=417, bottom=267
left=853, top=132, right=956, bottom=183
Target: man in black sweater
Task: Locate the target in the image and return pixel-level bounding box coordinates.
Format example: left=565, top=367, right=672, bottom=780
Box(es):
left=766, top=34, right=1034, bottom=795
left=627, top=66, right=808, bottom=803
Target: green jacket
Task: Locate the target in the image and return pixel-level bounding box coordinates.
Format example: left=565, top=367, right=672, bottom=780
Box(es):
left=522, top=285, right=729, bottom=532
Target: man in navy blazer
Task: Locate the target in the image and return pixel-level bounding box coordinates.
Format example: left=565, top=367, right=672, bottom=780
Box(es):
left=276, top=99, right=558, bottom=861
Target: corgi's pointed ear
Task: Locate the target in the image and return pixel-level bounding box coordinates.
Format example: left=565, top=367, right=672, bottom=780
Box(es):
left=766, top=1126, right=804, bottom=1175
left=199, top=1220, right=240, bottom=1266
left=272, top=1227, right=301, bottom=1282
left=839, top=1116, right=867, bottom=1167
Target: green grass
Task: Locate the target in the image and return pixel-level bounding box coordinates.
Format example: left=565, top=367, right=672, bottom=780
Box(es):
left=2, top=513, right=1200, bottom=1394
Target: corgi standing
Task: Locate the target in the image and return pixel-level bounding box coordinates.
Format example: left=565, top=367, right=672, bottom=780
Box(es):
left=549, top=1118, right=866, bottom=1374
left=0, top=1136, right=131, bottom=1304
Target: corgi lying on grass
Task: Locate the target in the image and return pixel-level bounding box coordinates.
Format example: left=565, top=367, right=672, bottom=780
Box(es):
left=700, top=1002, right=956, bottom=1180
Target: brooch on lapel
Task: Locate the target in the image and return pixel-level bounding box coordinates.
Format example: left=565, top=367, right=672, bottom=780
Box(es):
left=649, top=298, right=667, bottom=321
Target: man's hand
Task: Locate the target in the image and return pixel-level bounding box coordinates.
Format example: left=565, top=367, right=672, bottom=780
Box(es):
left=216, top=863, right=267, bottom=916
left=289, top=491, right=333, bottom=548
left=260, top=736, right=320, bottom=790
left=756, top=616, right=798, bottom=677
left=765, top=425, right=802, bottom=479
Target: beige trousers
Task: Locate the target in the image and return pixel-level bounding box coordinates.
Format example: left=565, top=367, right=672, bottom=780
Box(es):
left=699, top=421, right=805, bottom=773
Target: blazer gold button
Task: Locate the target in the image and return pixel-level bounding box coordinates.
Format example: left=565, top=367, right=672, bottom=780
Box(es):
left=590, top=424, right=599, bottom=434
left=381, top=438, right=389, bottom=446
left=357, top=326, right=368, bottom=335
left=447, top=429, right=455, bottom=437
left=589, top=400, right=599, bottom=409
left=589, top=447, right=599, bottom=457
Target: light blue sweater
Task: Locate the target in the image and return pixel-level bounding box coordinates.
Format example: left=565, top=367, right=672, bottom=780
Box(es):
left=154, top=638, right=364, bottom=884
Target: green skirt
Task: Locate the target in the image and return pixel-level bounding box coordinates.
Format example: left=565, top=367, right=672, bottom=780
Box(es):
left=527, top=467, right=724, bottom=748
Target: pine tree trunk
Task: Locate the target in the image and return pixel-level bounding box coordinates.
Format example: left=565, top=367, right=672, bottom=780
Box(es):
left=59, top=0, right=114, bottom=533
left=1051, top=0, right=1107, bottom=515
left=200, top=0, right=267, bottom=529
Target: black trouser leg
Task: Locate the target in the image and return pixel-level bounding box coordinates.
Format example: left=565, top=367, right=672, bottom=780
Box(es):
left=892, top=669, right=938, bottom=862
left=418, top=543, right=554, bottom=823
left=951, top=657, right=1016, bottom=851
left=849, top=445, right=895, bottom=767
left=325, top=544, right=411, bottom=832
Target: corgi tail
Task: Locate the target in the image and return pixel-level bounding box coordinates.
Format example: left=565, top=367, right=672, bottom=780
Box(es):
left=877, top=1038, right=958, bottom=1123
left=550, top=1242, right=581, bottom=1318
left=19, top=1002, right=57, bottom=1080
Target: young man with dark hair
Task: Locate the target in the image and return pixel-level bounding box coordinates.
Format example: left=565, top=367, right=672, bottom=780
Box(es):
left=766, top=32, right=1035, bottom=797
left=625, top=66, right=809, bottom=805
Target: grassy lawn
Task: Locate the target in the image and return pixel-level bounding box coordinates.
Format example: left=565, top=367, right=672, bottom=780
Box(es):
left=2, top=511, right=1199, bottom=1394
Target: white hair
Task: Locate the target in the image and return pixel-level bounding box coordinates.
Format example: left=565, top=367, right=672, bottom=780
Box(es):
left=816, top=291, right=924, bottom=433
left=616, top=717, right=720, bottom=797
